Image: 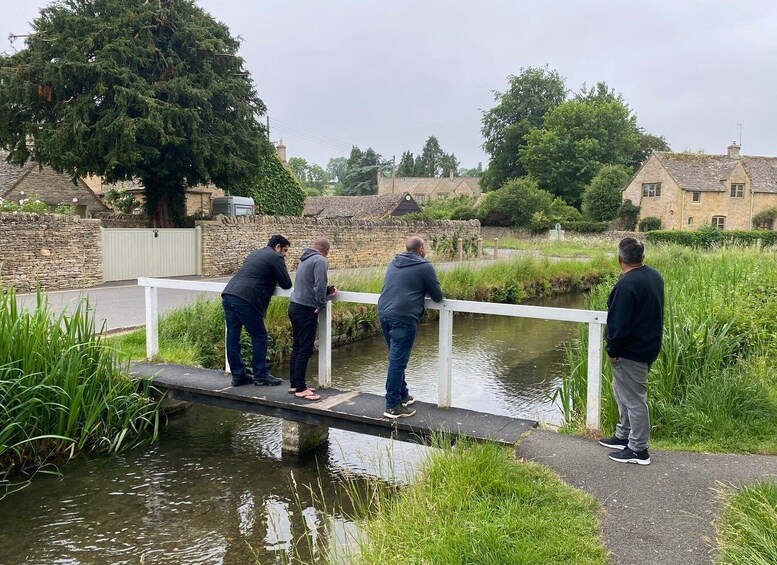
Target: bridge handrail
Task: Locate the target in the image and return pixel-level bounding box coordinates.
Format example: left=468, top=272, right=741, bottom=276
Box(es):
left=138, top=277, right=607, bottom=431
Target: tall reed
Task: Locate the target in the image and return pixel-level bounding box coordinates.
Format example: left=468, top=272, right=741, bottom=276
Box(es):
left=1, top=287, right=160, bottom=495
left=558, top=246, right=777, bottom=452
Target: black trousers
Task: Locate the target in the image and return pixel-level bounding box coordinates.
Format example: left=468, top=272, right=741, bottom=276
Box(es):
left=288, top=302, right=318, bottom=391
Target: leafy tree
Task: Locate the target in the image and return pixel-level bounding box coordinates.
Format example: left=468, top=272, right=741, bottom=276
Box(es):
left=581, top=164, right=632, bottom=221
left=340, top=146, right=381, bottom=195
left=288, top=157, right=310, bottom=185
left=0, top=0, right=267, bottom=227
left=632, top=130, right=670, bottom=170
left=477, top=177, right=579, bottom=228
left=481, top=66, right=567, bottom=191
left=458, top=162, right=484, bottom=177
left=396, top=151, right=416, bottom=177
left=519, top=82, right=640, bottom=207
left=440, top=153, right=460, bottom=178
left=288, top=157, right=329, bottom=194
left=326, top=157, right=348, bottom=185
left=414, top=136, right=445, bottom=177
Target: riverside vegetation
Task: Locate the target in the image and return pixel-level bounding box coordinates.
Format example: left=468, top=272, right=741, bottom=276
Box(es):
left=0, top=288, right=160, bottom=499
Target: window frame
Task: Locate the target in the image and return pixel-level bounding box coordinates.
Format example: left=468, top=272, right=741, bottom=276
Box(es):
left=642, top=182, right=661, bottom=197
left=691, top=191, right=701, bottom=203
left=712, top=216, right=726, bottom=230
left=730, top=183, right=744, bottom=198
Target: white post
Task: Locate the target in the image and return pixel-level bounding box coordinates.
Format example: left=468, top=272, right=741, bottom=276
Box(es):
left=586, top=322, right=604, bottom=432
left=438, top=309, right=453, bottom=407
left=145, top=285, right=159, bottom=360
left=318, top=301, right=332, bottom=388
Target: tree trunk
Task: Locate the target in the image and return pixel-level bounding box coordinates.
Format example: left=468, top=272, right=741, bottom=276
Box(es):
left=143, top=176, right=187, bottom=228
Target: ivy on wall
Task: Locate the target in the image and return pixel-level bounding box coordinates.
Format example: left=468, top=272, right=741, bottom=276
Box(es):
left=231, top=150, right=305, bottom=217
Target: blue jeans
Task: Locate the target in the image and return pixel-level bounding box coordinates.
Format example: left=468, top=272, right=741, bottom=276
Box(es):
left=380, top=318, right=417, bottom=409
left=222, top=295, right=269, bottom=380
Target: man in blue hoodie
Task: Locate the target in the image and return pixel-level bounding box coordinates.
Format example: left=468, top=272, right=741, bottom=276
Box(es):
left=378, top=236, right=444, bottom=418
left=222, top=235, right=292, bottom=387
left=288, top=238, right=336, bottom=401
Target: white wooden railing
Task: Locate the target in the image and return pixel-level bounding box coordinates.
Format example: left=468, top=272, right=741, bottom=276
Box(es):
left=138, top=277, right=608, bottom=431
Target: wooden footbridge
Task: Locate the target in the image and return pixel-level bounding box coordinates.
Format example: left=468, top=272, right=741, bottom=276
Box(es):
left=132, top=362, right=537, bottom=447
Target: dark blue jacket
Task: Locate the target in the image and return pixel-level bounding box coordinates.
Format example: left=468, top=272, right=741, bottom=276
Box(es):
left=222, top=246, right=292, bottom=317
left=605, top=265, right=665, bottom=363
left=378, top=252, right=443, bottom=324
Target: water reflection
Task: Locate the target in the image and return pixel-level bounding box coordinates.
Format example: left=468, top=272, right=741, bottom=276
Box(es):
left=0, top=293, right=586, bottom=563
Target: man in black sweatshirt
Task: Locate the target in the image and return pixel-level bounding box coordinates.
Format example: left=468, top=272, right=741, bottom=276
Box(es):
left=378, top=236, right=444, bottom=419
left=222, top=235, right=292, bottom=387
left=599, top=238, right=664, bottom=465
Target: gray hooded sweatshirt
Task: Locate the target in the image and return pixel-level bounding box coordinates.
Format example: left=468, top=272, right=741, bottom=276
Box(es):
left=377, top=252, right=443, bottom=324
left=290, top=248, right=329, bottom=311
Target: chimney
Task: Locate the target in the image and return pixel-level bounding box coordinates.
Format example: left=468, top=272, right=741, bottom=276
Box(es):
left=449, top=170, right=454, bottom=180
left=275, top=139, right=287, bottom=164
left=727, top=142, right=740, bottom=159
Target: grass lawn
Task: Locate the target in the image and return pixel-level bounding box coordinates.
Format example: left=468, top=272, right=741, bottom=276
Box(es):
left=715, top=480, right=777, bottom=565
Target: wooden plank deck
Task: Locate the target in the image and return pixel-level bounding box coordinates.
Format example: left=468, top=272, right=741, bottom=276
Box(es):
left=131, top=363, right=538, bottom=446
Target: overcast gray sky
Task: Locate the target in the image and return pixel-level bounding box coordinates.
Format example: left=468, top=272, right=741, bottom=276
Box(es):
left=2, top=1, right=776, bottom=169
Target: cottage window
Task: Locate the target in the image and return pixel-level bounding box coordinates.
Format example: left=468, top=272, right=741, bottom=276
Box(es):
left=692, top=191, right=701, bottom=203
left=437, top=193, right=449, bottom=200
left=642, top=182, right=661, bottom=197
left=415, top=194, right=426, bottom=203
left=687, top=217, right=693, bottom=225
left=712, top=216, right=726, bottom=230
left=730, top=183, right=744, bottom=198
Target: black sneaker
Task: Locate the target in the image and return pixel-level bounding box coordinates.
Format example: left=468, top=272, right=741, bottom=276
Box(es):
left=231, top=375, right=254, bottom=387
left=609, top=447, right=651, bottom=465
left=598, top=435, right=629, bottom=449
left=383, top=404, right=416, bottom=419
left=254, top=374, right=283, bottom=386
left=401, top=395, right=415, bottom=407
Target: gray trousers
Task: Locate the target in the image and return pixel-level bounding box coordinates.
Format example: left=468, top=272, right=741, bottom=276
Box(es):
left=609, top=357, right=650, bottom=452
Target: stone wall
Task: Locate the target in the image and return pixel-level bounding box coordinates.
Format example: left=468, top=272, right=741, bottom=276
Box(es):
left=0, top=213, right=102, bottom=292
left=199, top=215, right=481, bottom=276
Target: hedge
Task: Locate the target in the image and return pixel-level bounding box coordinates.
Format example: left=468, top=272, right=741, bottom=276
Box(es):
left=561, top=221, right=609, bottom=233
left=645, top=229, right=777, bottom=248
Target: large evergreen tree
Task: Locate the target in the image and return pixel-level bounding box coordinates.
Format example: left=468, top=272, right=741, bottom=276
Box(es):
left=340, top=146, right=381, bottom=195
left=0, top=0, right=267, bottom=227
left=414, top=136, right=445, bottom=177
left=481, top=66, right=567, bottom=191
left=396, top=151, right=416, bottom=177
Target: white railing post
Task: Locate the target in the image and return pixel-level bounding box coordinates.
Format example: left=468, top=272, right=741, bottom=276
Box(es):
left=438, top=308, right=453, bottom=407
left=586, top=322, right=604, bottom=432
left=318, top=301, right=333, bottom=388
left=144, top=285, right=159, bottom=360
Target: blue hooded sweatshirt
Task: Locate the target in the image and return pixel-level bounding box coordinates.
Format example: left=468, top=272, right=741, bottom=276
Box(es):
left=377, top=252, right=443, bottom=324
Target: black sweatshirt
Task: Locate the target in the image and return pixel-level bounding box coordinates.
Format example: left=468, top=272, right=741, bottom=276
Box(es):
left=605, top=265, right=665, bottom=364
left=222, top=246, right=292, bottom=317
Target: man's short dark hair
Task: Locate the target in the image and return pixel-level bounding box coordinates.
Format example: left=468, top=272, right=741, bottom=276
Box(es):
left=268, top=235, right=290, bottom=249
left=618, top=237, right=644, bottom=264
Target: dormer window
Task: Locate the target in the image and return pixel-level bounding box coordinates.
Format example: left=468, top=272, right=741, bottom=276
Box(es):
left=642, top=182, right=661, bottom=197
left=730, top=183, right=744, bottom=198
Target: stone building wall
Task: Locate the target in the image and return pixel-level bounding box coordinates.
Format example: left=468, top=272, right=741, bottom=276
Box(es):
left=199, top=215, right=481, bottom=276
left=0, top=213, right=102, bottom=292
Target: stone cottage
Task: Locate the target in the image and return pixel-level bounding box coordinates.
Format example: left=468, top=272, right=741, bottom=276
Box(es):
left=0, top=151, right=109, bottom=217
left=622, top=143, right=777, bottom=230
left=303, top=193, right=421, bottom=219
left=377, top=172, right=482, bottom=203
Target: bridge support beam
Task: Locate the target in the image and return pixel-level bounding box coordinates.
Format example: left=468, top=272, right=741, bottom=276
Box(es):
left=281, top=420, right=329, bottom=456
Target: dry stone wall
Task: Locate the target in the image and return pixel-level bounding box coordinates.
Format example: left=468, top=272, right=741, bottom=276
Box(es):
left=0, top=212, right=102, bottom=292
left=199, top=215, right=481, bottom=275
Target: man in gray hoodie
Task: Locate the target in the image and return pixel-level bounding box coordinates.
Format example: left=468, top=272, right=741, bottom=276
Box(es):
left=378, top=236, right=444, bottom=418
left=288, top=238, right=336, bottom=400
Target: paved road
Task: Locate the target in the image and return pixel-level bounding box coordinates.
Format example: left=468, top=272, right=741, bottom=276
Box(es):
left=516, top=429, right=777, bottom=565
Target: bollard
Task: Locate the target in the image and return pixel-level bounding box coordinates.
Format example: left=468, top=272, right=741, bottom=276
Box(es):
left=477, top=237, right=483, bottom=259
left=457, top=238, right=463, bottom=261
left=493, top=238, right=499, bottom=260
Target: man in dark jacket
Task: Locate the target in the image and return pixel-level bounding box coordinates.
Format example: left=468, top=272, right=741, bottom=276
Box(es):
left=287, top=238, right=336, bottom=401
left=222, top=235, right=292, bottom=387
left=599, top=237, right=664, bottom=465
left=378, top=236, right=444, bottom=418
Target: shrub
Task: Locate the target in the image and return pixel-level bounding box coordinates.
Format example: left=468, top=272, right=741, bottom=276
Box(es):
left=581, top=164, right=631, bottom=221
left=103, top=188, right=140, bottom=213
left=54, top=204, right=76, bottom=215
left=615, top=198, right=640, bottom=230
left=562, top=221, right=609, bottom=233
left=477, top=177, right=578, bottom=229
left=0, top=195, right=48, bottom=214
left=639, top=216, right=662, bottom=232
left=645, top=228, right=777, bottom=248
left=752, top=207, right=777, bottom=230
